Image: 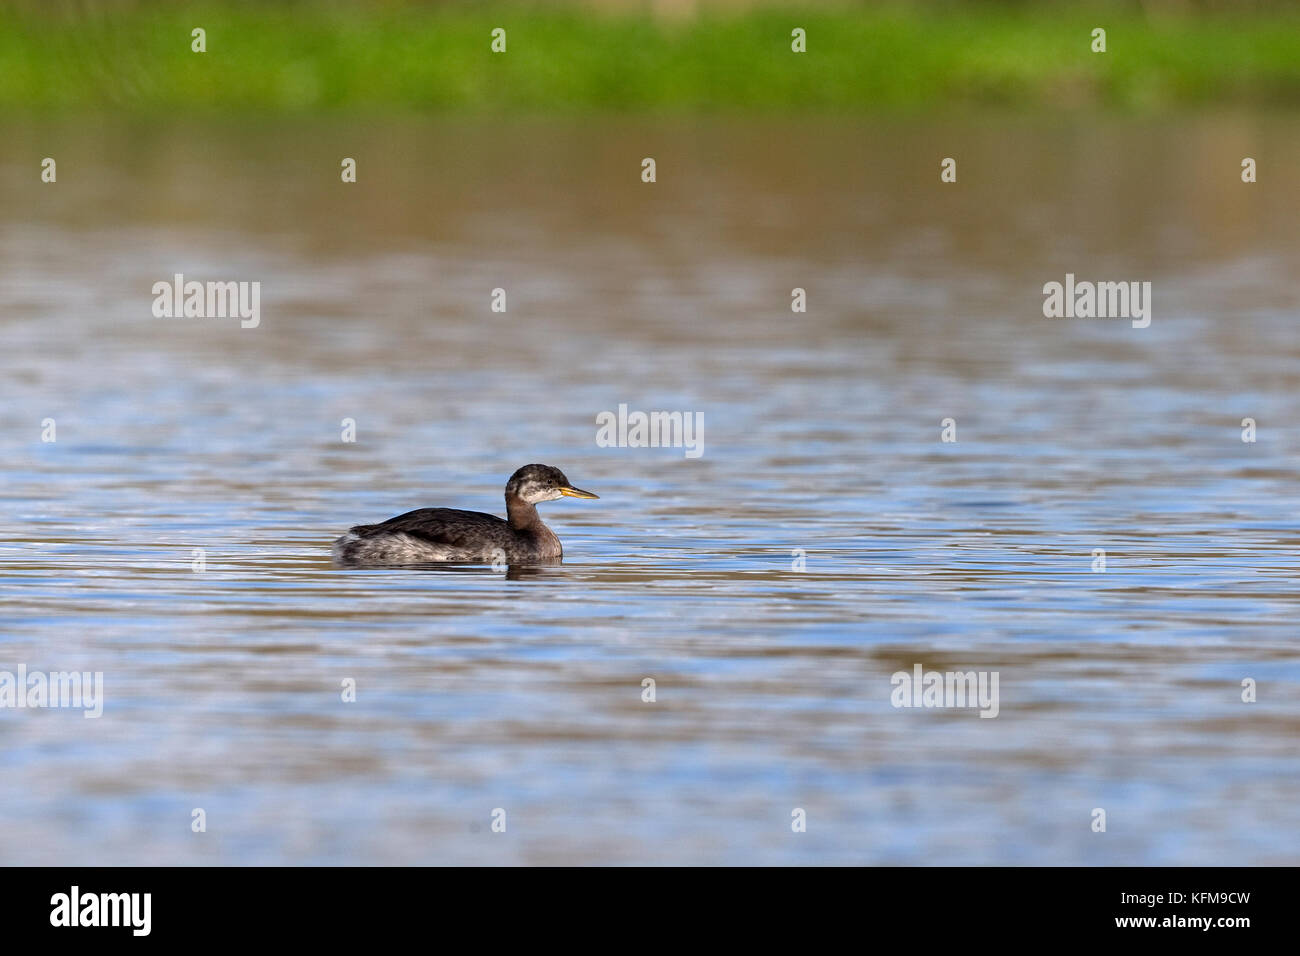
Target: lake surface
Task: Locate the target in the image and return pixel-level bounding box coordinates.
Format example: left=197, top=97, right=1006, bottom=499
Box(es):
left=2, top=114, right=1298, bottom=865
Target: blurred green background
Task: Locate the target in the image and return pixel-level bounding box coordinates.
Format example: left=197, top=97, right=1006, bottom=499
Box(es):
left=4, top=0, right=1300, bottom=114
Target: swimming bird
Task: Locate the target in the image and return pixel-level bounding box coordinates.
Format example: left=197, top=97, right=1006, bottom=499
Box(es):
left=332, top=464, right=599, bottom=567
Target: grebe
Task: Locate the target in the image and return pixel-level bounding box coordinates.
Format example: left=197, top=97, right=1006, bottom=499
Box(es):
left=332, top=464, right=598, bottom=567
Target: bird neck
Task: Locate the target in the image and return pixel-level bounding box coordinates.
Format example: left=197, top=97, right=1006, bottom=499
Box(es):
left=505, top=493, right=546, bottom=532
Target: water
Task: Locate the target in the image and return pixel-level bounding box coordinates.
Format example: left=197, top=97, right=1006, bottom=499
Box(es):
left=2, top=115, right=1298, bottom=864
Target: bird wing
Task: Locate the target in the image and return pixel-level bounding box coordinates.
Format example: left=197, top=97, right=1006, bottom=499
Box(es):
left=352, top=508, right=509, bottom=550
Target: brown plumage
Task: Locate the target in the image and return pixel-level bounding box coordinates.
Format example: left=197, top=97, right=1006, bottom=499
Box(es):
left=332, top=464, right=599, bottom=567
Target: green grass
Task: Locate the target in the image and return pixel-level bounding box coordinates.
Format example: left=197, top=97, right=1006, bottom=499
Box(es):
left=3, top=3, right=1300, bottom=114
